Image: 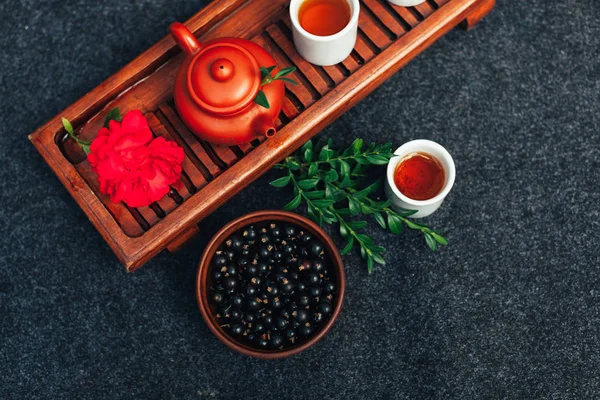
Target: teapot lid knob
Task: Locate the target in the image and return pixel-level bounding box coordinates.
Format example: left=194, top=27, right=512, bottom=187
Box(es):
left=211, top=59, right=234, bottom=82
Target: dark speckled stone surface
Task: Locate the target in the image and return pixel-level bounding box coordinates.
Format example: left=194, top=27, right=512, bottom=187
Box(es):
left=1, top=0, right=599, bottom=398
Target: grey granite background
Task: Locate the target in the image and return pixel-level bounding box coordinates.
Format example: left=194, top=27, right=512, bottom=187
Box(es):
left=1, top=0, right=599, bottom=399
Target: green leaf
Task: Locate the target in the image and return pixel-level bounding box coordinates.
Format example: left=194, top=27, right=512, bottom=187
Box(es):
left=352, top=138, right=363, bottom=155
left=304, top=148, right=313, bottom=163
left=308, top=162, right=318, bottom=176
left=61, top=117, right=74, bottom=134
left=372, top=246, right=386, bottom=253
left=339, top=174, right=352, bottom=189
left=371, top=252, right=386, bottom=265
left=304, top=190, right=325, bottom=199
left=425, top=233, right=438, bottom=251
left=323, top=169, right=339, bottom=183
left=287, top=159, right=301, bottom=170
left=341, top=237, right=354, bottom=255
left=355, top=156, right=371, bottom=165
left=355, top=180, right=381, bottom=199
left=356, top=233, right=373, bottom=245
left=297, top=178, right=319, bottom=190
left=322, top=208, right=337, bottom=220
left=347, top=221, right=367, bottom=230
left=254, top=90, right=270, bottom=109
left=365, top=154, right=390, bottom=165
left=278, top=77, right=299, bottom=85
left=348, top=197, right=361, bottom=216
left=319, top=146, right=332, bottom=161
left=431, top=232, right=448, bottom=246
left=398, top=209, right=418, bottom=217
left=360, top=246, right=367, bottom=260
left=274, top=66, right=297, bottom=78
left=284, top=193, right=302, bottom=210
left=270, top=175, right=291, bottom=187
left=387, top=214, right=403, bottom=235
left=405, top=219, right=427, bottom=230
left=374, top=212, right=386, bottom=229
left=367, top=256, right=374, bottom=273
left=103, top=107, right=122, bottom=128
left=301, top=140, right=313, bottom=152
left=339, top=223, right=348, bottom=239
left=339, top=160, right=351, bottom=176
left=312, top=199, right=335, bottom=208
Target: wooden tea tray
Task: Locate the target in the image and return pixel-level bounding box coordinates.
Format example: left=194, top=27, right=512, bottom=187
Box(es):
left=29, top=0, right=494, bottom=271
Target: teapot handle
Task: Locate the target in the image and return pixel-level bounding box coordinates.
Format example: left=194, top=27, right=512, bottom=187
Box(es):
left=169, top=22, right=203, bottom=55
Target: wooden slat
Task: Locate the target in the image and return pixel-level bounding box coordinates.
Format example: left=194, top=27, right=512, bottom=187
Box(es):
left=415, top=2, right=436, bottom=18
left=363, top=0, right=408, bottom=37
left=341, top=53, right=361, bottom=73
left=73, top=161, right=146, bottom=237
left=266, top=24, right=331, bottom=95
left=251, top=35, right=316, bottom=108
left=358, top=10, right=392, bottom=50
left=208, top=143, right=240, bottom=167
left=388, top=4, right=421, bottom=27
left=158, top=104, right=223, bottom=177
left=136, top=204, right=161, bottom=226
left=354, top=31, right=378, bottom=62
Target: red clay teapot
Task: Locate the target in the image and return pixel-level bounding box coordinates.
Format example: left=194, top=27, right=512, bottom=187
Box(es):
left=169, top=22, right=285, bottom=146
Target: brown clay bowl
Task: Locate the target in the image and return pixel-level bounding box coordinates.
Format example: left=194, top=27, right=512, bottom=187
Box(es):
left=196, top=210, right=346, bottom=359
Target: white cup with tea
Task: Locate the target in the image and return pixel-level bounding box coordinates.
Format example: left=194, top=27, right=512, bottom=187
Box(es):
left=385, top=140, right=456, bottom=218
left=290, top=0, right=360, bottom=66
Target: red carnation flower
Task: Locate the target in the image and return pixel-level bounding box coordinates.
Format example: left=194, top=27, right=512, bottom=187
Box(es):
left=87, top=110, right=185, bottom=208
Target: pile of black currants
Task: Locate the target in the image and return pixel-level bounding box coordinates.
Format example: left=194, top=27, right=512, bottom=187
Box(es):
left=209, top=222, right=337, bottom=350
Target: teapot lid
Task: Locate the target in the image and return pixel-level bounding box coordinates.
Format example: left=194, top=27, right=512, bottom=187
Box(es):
left=187, top=43, right=260, bottom=115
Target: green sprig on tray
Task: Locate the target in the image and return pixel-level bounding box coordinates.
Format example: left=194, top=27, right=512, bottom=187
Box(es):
left=255, top=66, right=298, bottom=109
left=270, top=139, right=448, bottom=273
left=62, top=107, right=123, bottom=154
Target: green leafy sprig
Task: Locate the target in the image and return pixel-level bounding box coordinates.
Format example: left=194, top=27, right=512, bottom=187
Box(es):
left=270, top=139, right=448, bottom=273
left=255, top=66, right=298, bottom=109
left=62, top=107, right=122, bottom=155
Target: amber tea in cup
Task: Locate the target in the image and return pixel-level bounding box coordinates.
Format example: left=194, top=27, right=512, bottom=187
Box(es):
left=393, top=152, right=446, bottom=201
left=298, top=0, right=352, bottom=36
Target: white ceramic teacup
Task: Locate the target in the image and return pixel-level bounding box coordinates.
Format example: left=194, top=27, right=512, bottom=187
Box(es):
left=289, top=0, right=360, bottom=66
left=387, top=0, right=426, bottom=6
left=385, top=140, right=456, bottom=219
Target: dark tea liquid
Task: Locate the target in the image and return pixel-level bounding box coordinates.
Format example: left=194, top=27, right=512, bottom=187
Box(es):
left=394, top=152, right=445, bottom=201
left=299, top=0, right=351, bottom=36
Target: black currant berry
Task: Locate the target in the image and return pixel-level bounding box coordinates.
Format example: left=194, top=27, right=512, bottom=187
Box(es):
left=245, top=285, right=257, bottom=297
left=230, top=309, right=243, bottom=320
left=284, top=225, right=297, bottom=238
left=224, top=277, right=238, bottom=291
left=308, top=240, right=324, bottom=258
left=297, top=295, right=310, bottom=307
left=230, top=323, right=243, bottom=335
left=294, top=308, right=310, bottom=323
left=231, top=294, right=243, bottom=308
left=273, top=316, right=288, bottom=331
left=211, top=269, right=223, bottom=283
left=213, top=253, right=228, bottom=267
left=307, top=273, right=320, bottom=286
left=244, top=264, right=259, bottom=278
left=318, top=301, right=333, bottom=315
left=212, top=292, right=225, bottom=304
left=270, top=334, right=283, bottom=349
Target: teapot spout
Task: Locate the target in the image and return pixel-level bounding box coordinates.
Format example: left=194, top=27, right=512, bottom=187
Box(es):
left=253, top=115, right=276, bottom=139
